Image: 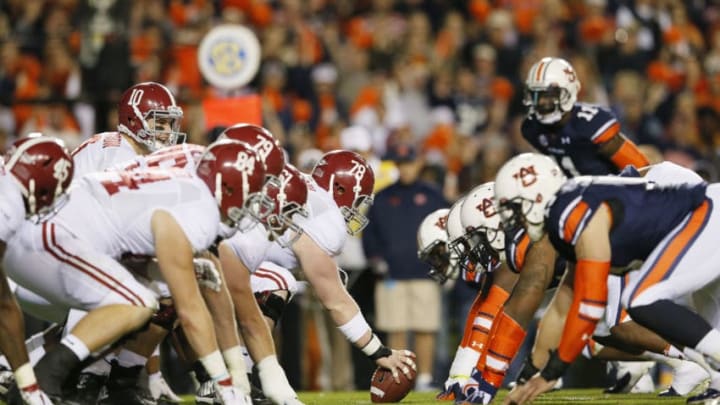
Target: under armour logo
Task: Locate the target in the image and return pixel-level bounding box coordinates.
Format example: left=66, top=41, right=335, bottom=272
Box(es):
left=513, top=166, right=538, bottom=187
left=476, top=198, right=497, bottom=218
left=434, top=215, right=448, bottom=230
left=561, top=137, right=571, bottom=145
left=471, top=341, right=484, bottom=350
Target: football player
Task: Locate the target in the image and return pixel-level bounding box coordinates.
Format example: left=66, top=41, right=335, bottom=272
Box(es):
left=0, top=136, right=73, bottom=405
left=444, top=184, right=559, bottom=404
left=494, top=153, right=720, bottom=404
left=5, top=140, right=264, bottom=404
left=521, top=57, right=649, bottom=177
left=220, top=150, right=417, bottom=403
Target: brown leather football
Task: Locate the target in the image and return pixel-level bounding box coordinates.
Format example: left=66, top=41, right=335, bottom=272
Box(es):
left=370, top=366, right=416, bottom=403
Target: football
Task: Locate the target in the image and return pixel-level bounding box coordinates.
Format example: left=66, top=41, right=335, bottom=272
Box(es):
left=370, top=367, right=416, bottom=403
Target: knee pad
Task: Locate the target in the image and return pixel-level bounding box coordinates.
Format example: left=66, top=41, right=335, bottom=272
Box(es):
left=254, top=291, right=288, bottom=325
left=150, top=302, right=177, bottom=331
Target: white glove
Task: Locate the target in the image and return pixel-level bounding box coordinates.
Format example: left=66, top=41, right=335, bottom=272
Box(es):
left=148, top=372, right=181, bottom=403
left=21, top=387, right=54, bottom=405
left=194, top=258, right=222, bottom=292
left=215, top=382, right=251, bottom=405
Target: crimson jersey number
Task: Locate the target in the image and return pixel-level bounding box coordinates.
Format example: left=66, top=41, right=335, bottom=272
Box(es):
left=101, top=171, right=173, bottom=196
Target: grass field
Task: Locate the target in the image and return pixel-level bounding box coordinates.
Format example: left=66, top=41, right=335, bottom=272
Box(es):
left=0, top=389, right=689, bottom=405
left=176, top=390, right=689, bottom=404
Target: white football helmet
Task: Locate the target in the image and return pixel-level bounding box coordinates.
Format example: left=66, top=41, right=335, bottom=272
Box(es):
left=494, top=153, right=567, bottom=242
left=417, top=208, right=457, bottom=283
left=524, top=57, right=581, bottom=124
left=460, top=182, right=506, bottom=264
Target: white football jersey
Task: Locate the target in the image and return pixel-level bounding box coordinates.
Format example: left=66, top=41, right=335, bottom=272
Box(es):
left=53, top=168, right=219, bottom=258
left=0, top=173, right=26, bottom=242
left=112, top=143, right=203, bottom=174
left=72, top=132, right=139, bottom=177
left=224, top=222, right=273, bottom=273
left=645, top=161, right=704, bottom=186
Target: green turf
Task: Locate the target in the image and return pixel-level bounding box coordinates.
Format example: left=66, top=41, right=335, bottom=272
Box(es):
left=0, top=389, right=688, bottom=405
left=175, top=389, right=688, bottom=404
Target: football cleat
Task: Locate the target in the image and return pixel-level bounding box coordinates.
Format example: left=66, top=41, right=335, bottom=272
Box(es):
left=687, top=388, right=720, bottom=405
left=454, top=378, right=497, bottom=405
left=65, top=372, right=106, bottom=405
left=97, top=362, right=155, bottom=405
left=195, top=380, right=219, bottom=405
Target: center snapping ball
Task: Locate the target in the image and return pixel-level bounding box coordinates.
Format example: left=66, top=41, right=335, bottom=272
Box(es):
left=370, top=367, right=416, bottom=403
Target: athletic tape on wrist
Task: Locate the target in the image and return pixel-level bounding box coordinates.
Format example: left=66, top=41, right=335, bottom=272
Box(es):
left=14, top=363, right=37, bottom=390
left=337, top=311, right=371, bottom=343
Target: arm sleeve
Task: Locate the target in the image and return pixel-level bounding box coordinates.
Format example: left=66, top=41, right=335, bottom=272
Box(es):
left=557, top=259, right=610, bottom=363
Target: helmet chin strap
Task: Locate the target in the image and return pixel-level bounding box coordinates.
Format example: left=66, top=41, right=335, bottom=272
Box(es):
left=27, top=179, right=36, bottom=216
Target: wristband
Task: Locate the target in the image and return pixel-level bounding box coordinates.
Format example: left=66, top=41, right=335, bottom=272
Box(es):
left=540, top=350, right=570, bottom=382
left=516, top=355, right=539, bottom=384
left=338, top=312, right=371, bottom=343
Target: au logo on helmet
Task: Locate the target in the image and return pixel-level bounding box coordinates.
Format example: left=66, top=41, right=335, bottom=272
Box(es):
left=513, top=166, right=538, bottom=187
left=434, top=215, right=448, bottom=231
left=198, top=25, right=261, bottom=90
left=476, top=198, right=497, bottom=218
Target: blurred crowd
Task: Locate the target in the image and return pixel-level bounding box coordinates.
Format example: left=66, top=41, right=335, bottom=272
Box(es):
left=3, top=0, right=720, bottom=392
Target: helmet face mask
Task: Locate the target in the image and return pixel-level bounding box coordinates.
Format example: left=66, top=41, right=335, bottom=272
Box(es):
left=140, top=109, right=185, bottom=150
left=421, top=240, right=453, bottom=284
left=342, top=194, right=373, bottom=235
left=262, top=164, right=309, bottom=246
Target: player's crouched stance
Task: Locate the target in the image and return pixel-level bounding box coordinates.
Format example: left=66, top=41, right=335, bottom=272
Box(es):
left=494, top=153, right=720, bottom=405
left=5, top=140, right=265, bottom=405
left=0, top=136, right=74, bottom=405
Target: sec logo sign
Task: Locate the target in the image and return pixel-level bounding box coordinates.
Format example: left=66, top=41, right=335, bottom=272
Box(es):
left=198, top=25, right=261, bottom=90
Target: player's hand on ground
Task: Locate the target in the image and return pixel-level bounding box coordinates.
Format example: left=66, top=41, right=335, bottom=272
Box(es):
left=376, top=349, right=416, bottom=383
left=502, top=374, right=557, bottom=405
left=149, top=372, right=182, bottom=402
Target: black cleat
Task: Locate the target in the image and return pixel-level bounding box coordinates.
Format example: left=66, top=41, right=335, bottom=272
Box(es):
left=35, top=345, right=82, bottom=398
left=686, top=388, right=720, bottom=405
left=97, top=361, right=155, bottom=405
left=659, top=387, right=681, bottom=397
left=66, top=372, right=107, bottom=404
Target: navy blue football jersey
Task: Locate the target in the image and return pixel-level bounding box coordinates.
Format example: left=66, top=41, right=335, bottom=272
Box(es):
left=545, top=176, right=707, bottom=267
left=504, top=225, right=565, bottom=288
left=522, top=103, right=621, bottom=177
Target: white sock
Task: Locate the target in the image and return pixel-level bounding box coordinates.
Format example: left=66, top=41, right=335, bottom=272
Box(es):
left=61, top=334, right=90, bottom=361
left=116, top=349, right=148, bottom=368
left=83, top=358, right=111, bottom=376
left=696, top=330, right=720, bottom=364
left=642, top=351, right=681, bottom=368
left=240, top=346, right=253, bottom=371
